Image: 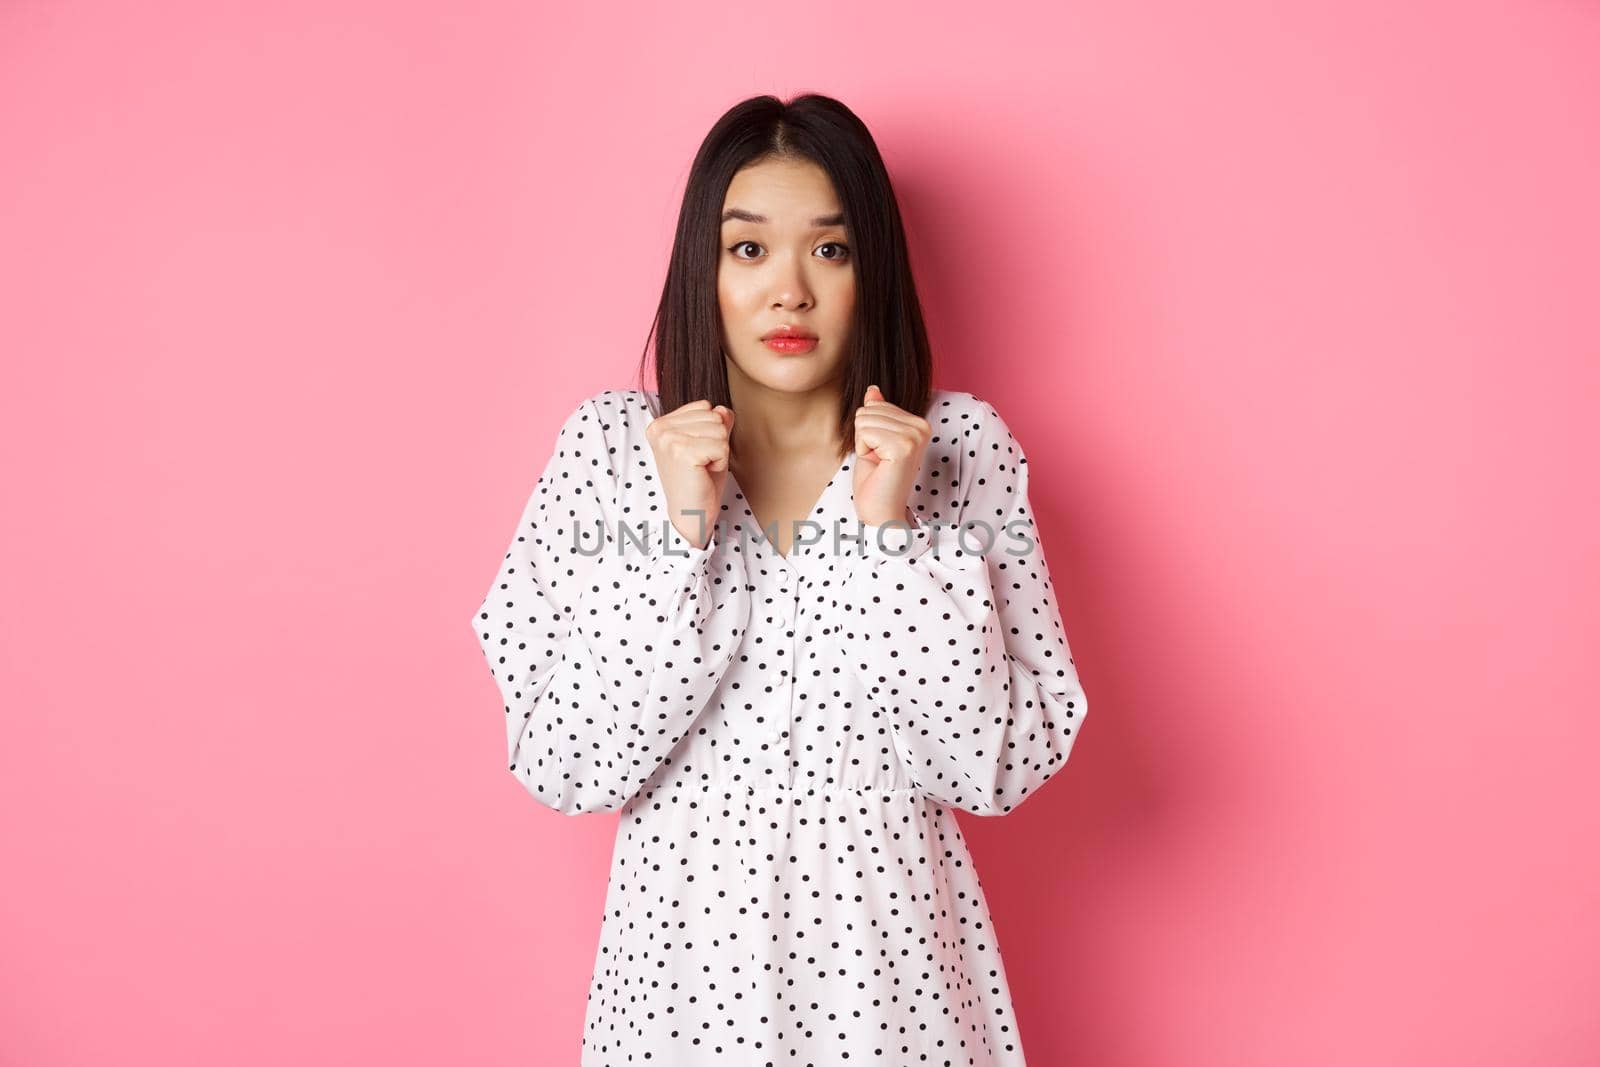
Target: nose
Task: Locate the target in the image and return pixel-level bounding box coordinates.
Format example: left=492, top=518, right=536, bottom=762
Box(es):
left=768, top=255, right=813, bottom=310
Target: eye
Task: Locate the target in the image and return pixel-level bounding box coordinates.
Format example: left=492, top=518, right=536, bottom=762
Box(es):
left=728, top=240, right=762, bottom=260
left=816, top=242, right=851, bottom=262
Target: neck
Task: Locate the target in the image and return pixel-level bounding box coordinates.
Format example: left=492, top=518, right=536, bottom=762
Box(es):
left=726, top=379, right=846, bottom=462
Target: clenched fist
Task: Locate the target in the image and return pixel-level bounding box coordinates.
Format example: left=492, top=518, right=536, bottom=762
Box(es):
left=851, top=384, right=931, bottom=527
left=645, top=399, right=735, bottom=550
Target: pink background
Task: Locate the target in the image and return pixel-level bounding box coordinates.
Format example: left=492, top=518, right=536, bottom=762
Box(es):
left=3, top=2, right=1596, bottom=1064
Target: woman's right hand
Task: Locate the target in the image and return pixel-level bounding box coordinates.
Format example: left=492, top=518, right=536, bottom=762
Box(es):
left=644, top=399, right=734, bottom=550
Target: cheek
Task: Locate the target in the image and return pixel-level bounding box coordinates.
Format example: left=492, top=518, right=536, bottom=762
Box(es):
left=826, top=272, right=856, bottom=326
left=717, top=271, right=755, bottom=317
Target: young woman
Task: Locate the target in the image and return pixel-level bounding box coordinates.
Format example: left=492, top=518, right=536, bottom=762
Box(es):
left=471, top=93, right=1090, bottom=1066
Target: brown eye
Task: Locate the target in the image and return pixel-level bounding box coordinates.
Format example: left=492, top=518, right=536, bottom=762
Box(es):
left=816, top=242, right=851, bottom=261
left=728, top=241, right=762, bottom=259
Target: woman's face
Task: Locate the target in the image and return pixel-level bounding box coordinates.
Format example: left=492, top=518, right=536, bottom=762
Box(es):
left=717, top=156, right=856, bottom=397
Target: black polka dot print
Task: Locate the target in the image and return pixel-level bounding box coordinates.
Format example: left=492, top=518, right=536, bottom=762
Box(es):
left=470, top=388, right=1089, bottom=1065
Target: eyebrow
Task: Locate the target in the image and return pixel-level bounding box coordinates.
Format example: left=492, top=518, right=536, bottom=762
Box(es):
left=721, top=208, right=847, bottom=228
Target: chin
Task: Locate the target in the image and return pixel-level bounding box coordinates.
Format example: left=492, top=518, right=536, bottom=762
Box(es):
left=730, top=349, right=843, bottom=392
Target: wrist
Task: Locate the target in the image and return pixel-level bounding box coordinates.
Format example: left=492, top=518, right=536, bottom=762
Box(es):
left=668, top=507, right=714, bottom=551
left=856, top=511, right=931, bottom=560
left=661, top=515, right=715, bottom=557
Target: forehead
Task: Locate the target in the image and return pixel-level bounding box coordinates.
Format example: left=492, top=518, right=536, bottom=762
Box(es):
left=721, top=158, right=843, bottom=225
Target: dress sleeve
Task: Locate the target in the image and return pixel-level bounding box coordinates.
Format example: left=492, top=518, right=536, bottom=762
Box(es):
left=840, top=398, right=1089, bottom=816
left=469, top=396, right=751, bottom=815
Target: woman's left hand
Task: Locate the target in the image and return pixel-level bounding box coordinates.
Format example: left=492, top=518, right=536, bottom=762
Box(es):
left=851, top=384, right=931, bottom=527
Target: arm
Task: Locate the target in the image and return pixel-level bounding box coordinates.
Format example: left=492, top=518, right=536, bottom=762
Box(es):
left=843, top=399, right=1089, bottom=816
left=469, top=396, right=751, bottom=815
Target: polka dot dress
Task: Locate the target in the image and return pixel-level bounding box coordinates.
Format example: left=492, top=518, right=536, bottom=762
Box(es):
left=471, top=387, right=1089, bottom=1066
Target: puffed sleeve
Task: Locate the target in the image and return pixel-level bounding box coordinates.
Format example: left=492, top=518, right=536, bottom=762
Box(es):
left=841, top=398, right=1089, bottom=816
left=469, top=396, right=751, bottom=815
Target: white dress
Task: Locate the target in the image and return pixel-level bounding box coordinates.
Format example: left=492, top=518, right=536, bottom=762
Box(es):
left=470, top=387, right=1089, bottom=1066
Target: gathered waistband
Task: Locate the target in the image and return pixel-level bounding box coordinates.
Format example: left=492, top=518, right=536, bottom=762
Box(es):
left=642, top=777, right=929, bottom=800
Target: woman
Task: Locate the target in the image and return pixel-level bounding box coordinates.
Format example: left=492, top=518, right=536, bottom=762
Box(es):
left=470, top=93, right=1089, bottom=1066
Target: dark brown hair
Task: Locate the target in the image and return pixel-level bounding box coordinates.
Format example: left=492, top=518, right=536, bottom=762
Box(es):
left=637, top=93, right=933, bottom=461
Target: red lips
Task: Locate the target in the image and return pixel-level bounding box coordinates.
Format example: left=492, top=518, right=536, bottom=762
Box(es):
left=762, top=325, right=817, bottom=340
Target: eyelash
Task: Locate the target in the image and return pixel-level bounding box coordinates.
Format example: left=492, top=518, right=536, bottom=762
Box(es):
left=726, top=241, right=851, bottom=263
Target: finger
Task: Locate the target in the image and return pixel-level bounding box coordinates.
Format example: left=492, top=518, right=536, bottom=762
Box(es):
left=855, top=434, right=921, bottom=463
left=663, top=433, right=731, bottom=468
left=688, top=438, right=733, bottom=471
left=859, top=387, right=921, bottom=424
left=861, top=384, right=920, bottom=426
left=851, top=415, right=928, bottom=460
left=660, top=409, right=733, bottom=436
left=663, top=405, right=726, bottom=425
left=854, top=408, right=928, bottom=438
left=853, top=420, right=922, bottom=461
left=662, top=425, right=732, bottom=441
left=666, top=411, right=733, bottom=434
left=862, top=444, right=920, bottom=464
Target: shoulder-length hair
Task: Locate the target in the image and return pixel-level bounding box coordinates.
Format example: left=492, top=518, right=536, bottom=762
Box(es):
left=637, top=93, right=933, bottom=460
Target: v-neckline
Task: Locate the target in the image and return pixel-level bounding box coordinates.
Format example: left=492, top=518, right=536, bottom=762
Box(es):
left=639, top=392, right=852, bottom=574
left=725, top=451, right=853, bottom=566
